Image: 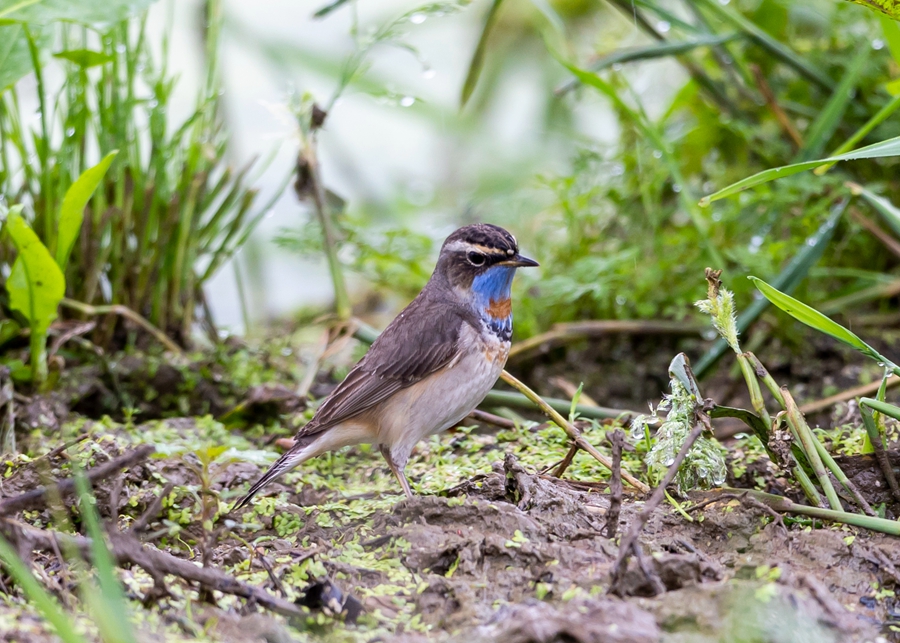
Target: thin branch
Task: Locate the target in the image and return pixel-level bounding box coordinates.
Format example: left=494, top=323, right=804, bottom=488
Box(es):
left=59, top=299, right=182, bottom=355
left=0, top=445, right=155, bottom=517
left=499, top=370, right=650, bottom=493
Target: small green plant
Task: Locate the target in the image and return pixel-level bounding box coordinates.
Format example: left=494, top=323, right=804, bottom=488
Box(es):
left=0, top=0, right=279, bottom=345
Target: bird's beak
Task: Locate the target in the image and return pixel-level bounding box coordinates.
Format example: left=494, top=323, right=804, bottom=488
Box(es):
left=502, top=253, right=539, bottom=268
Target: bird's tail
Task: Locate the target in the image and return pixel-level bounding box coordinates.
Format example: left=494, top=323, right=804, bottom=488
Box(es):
left=233, top=442, right=312, bottom=510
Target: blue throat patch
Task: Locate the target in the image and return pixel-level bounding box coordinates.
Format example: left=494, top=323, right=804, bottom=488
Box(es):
left=471, top=266, right=515, bottom=342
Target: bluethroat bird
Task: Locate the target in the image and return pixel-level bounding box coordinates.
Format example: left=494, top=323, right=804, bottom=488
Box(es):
left=235, top=223, right=537, bottom=507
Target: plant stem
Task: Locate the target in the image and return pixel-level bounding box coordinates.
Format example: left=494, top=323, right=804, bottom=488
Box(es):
left=499, top=370, right=650, bottom=493
left=59, top=299, right=182, bottom=355
left=782, top=388, right=842, bottom=511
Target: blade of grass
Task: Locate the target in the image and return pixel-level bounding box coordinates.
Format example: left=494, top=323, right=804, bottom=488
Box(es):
left=700, top=135, right=900, bottom=205
left=814, top=95, right=900, bottom=175
left=74, top=472, right=137, bottom=643
left=0, top=534, right=88, bottom=643
left=460, top=0, right=504, bottom=108
left=750, top=276, right=900, bottom=375
left=555, top=34, right=740, bottom=95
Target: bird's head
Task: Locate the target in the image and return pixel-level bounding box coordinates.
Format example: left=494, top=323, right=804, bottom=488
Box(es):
left=435, top=223, right=538, bottom=322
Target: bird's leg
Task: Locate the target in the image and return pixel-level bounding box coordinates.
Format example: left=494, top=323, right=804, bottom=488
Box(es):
left=379, top=444, right=413, bottom=498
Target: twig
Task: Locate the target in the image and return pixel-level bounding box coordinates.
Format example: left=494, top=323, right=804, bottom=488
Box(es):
left=0, top=444, right=154, bottom=516
left=59, top=298, right=182, bottom=355
left=499, top=371, right=650, bottom=493
left=848, top=207, right=900, bottom=260
left=131, top=482, right=175, bottom=534
left=609, top=410, right=710, bottom=596
left=750, top=64, right=803, bottom=149
left=551, top=444, right=579, bottom=478
left=48, top=321, right=97, bottom=359
left=799, top=377, right=900, bottom=415
left=465, top=409, right=516, bottom=430
left=508, top=319, right=705, bottom=360
left=603, top=429, right=624, bottom=539
left=4, top=521, right=306, bottom=618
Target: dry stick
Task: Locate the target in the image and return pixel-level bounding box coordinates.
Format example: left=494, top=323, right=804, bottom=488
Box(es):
left=499, top=371, right=650, bottom=493
left=131, top=482, right=175, bottom=534
left=603, top=430, right=625, bottom=539
left=848, top=207, right=900, bottom=260
left=465, top=409, right=516, bottom=430
left=5, top=521, right=306, bottom=619
left=800, top=377, right=900, bottom=415
left=0, top=444, right=155, bottom=517
left=60, top=298, right=182, bottom=355
left=551, top=444, right=579, bottom=478
left=507, top=319, right=704, bottom=360
left=609, top=413, right=708, bottom=596
left=750, top=64, right=803, bottom=149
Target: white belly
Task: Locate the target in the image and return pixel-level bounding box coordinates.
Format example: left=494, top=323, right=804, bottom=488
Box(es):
left=375, top=324, right=508, bottom=465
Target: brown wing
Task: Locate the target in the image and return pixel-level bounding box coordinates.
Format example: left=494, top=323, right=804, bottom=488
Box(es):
left=297, top=289, right=472, bottom=438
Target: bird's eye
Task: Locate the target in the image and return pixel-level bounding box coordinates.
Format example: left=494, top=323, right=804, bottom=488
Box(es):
left=467, top=251, right=486, bottom=266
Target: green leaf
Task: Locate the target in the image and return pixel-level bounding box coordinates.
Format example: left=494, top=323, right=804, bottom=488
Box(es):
left=750, top=276, right=898, bottom=372
left=460, top=0, right=504, bottom=108
left=880, top=15, right=900, bottom=64
left=700, top=134, right=900, bottom=206
left=0, top=534, right=88, bottom=643
left=53, top=48, right=112, bottom=67
left=56, top=150, right=118, bottom=270
left=5, top=207, right=65, bottom=335
left=0, top=22, right=33, bottom=91
left=860, top=397, right=900, bottom=422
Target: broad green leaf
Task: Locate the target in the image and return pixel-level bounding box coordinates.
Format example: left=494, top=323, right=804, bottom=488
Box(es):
left=700, top=134, right=900, bottom=205
left=847, top=0, right=900, bottom=20
left=881, top=15, right=900, bottom=64
left=460, top=0, right=504, bottom=108
left=56, top=150, right=118, bottom=270
left=0, top=535, right=88, bottom=643
left=53, top=48, right=112, bottom=67
left=750, top=276, right=898, bottom=372
left=0, top=22, right=32, bottom=91
left=5, top=208, right=65, bottom=334
left=848, top=181, right=900, bottom=238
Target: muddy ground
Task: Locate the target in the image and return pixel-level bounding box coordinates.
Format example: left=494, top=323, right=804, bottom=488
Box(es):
left=1, top=330, right=899, bottom=642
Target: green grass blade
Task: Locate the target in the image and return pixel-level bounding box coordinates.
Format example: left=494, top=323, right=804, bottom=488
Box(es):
left=848, top=181, right=900, bottom=238
left=460, top=0, right=504, bottom=108
left=797, top=47, right=869, bottom=162
left=0, top=534, right=88, bottom=643
left=74, top=473, right=137, bottom=643
left=750, top=276, right=899, bottom=373
left=700, top=134, right=900, bottom=205
left=56, top=150, right=118, bottom=271
left=694, top=200, right=844, bottom=377
left=814, top=94, right=900, bottom=175
left=860, top=397, right=900, bottom=422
